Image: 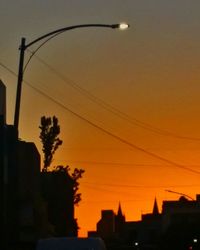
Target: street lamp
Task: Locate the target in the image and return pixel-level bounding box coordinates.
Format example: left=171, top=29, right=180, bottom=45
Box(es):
left=119, top=23, right=129, bottom=30
left=165, top=190, right=194, bottom=200
left=13, top=23, right=129, bottom=134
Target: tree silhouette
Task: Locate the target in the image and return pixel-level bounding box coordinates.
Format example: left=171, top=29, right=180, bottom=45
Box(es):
left=72, top=167, right=85, bottom=205
left=52, top=165, right=85, bottom=236
left=39, top=116, right=62, bottom=171
left=55, top=165, right=85, bottom=206
left=39, top=116, right=85, bottom=236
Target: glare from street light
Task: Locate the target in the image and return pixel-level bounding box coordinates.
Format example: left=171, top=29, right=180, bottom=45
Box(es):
left=119, top=23, right=129, bottom=30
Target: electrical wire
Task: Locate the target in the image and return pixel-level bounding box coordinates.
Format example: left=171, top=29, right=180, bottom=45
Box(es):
left=83, top=181, right=200, bottom=189
left=53, top=159, right=200, bottom=168
left=27, top=52, right=200, bottom=141
left=54, top=159, right=169, bottom=167
left=83, top=184, right=136, bottom=196
left=24, top=31, right=66, bottom=73
left=1, top=61, right=200, bottom=175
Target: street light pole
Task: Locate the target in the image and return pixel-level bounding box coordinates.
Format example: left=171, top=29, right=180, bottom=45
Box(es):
left=165, top=189, right=194, bottom=200
left=14, top=37, right=26, bottom=134
left=13, top=23, right=129, bottom=134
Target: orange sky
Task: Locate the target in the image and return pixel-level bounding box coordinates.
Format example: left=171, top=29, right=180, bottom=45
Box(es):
left=1, top=1, right=200, bottom=236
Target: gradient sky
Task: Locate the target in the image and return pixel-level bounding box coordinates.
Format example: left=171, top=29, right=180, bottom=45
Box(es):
left=1, top=0, right=200, bottom=236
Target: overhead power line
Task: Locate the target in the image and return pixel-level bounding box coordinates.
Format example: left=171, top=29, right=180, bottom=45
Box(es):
left=54, top=159, right=200, bottom=169
left=27, top=51, right=200, bottom=142
left=83, top=181, right=200, bottom=189
left=54, top=159, right=171, bottom=167
left=1, top=61, right=200, bottom=176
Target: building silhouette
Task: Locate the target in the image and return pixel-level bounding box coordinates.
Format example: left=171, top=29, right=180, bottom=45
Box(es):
left=0, top=80, right=6, bottom=123
left=90, top=196, right=200, bottom=250
left=0, top=80, right=42, bottom=249
left=115, top=203, right=126, bottom=237
left=0, top=81, right=78, bottom=249
left=161, top=195, right=200, bottom=250
left=97, top=210, right=116, bottom=240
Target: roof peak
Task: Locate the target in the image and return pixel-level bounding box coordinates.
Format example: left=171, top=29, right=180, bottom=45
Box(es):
left=117, top=202, right=123, bottom=216
left=153, top=198, right=159, bottom=214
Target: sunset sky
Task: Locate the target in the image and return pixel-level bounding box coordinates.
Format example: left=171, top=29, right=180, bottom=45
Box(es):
left=1, top=0, right=200, bottom=236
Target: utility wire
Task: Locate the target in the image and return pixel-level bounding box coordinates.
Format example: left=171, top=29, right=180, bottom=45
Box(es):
left=1, top=61, right=200, bottom=175
left=0, top=62, right=17, bottom=78
left=24, top=31, right=65, bottom=73
left=83, top=184, right=136, bottom=196
left=54, top=158, right=200, bottom=172
left=53, top=159, right=200, bottom=168
left=54, top=159, right=170, bottom=167
left=27, top=52, right=200, bottom=142
left=83, top=181, right=200, bottom=189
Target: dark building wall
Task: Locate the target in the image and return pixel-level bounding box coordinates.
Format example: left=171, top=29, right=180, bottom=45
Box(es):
left=0, top=123, right=6, bottom=244
left=97, top=210, right=115, bottom=240
left=162, top=197, right=200, bottom=232
left=138, top=214, right=162, bottom=248
left=0, top=124, right=18, bottom=248
left=0, top=123, right=42, bottom=248
left=93, top=198, right=200, bottom=250
left=0, top=81, right=43, bottom=248
left=17, top=141, right=40, bottom=199
left=95, top=203, right=162, bottom=250
left=0, top=80, right=6, bottom=124
left=115, top=204, right=125, bottom=237
left=161, top=197, right=200, bottom=249
left=17, top=141, right=41, bottom=242
left=126, top=221, right=140, bottom=242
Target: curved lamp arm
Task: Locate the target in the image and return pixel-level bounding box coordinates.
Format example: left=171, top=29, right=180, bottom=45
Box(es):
left=14, top=23, right=129, bottom=133
left=24, top=23, right=127, bottom=49
left=23, top=23, right=129, bottom=72
left=165, top=190, right=194, bottom=200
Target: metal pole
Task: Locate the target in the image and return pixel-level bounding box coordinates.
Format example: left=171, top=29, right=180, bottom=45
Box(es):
left=165, top=190, right=194, bottom=200
left=14, top=37, right=26, bottom=133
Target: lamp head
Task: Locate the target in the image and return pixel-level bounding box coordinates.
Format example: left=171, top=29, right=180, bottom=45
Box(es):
left=111, top=23, right=130, bottom=30
left=119, top=23, right=129, bottom=30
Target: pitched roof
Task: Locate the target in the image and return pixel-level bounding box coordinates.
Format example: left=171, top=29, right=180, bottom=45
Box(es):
left=117, top=202, right=123, bottom=217
left=153, top=198, right=159, bottom=214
